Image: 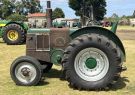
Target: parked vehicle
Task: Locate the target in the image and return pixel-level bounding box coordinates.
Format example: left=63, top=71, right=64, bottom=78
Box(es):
left=0, top=20, right=28, bottom=45
left=10, top=1, right=126, bottom=90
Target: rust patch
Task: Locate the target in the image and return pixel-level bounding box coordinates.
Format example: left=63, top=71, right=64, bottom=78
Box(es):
left=50, top=28, right=70, bottom=49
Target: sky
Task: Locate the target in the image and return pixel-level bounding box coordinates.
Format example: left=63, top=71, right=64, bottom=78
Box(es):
left=40, top=0, right=135, bottom=18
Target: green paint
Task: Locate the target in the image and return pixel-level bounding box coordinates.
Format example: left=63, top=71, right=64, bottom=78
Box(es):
left=111, top=17, right=119, bottom=34
left=69, top=28, right=78, bottom=35
left=111, top=21, right=118, bottom=34
left=0, top=20, right=9, bottom=37
left=0, top=28, right=2, bottom=38
left=0, top=20, right=9, bottom=25
left=50, top=49, right=64, bottom=65
left=22, top=22, right=29, bottom=30
left=28, top=28, right=50, bottom=33
left=0, top=20, right=29, bottom=38
left=85, top=58, right=97, bottom=69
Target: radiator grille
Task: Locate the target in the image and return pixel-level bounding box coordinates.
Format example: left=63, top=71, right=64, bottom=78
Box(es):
left=36, top=34, right=50, bottom=51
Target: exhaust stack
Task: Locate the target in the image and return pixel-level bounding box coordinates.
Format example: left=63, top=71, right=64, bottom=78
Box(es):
left=46, top=0, right=52, bottom=28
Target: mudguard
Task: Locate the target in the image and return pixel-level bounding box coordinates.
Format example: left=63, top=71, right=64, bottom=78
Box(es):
left=5, top=21, right=29, bottom=31
left=70, top=26, right=126, bottom=62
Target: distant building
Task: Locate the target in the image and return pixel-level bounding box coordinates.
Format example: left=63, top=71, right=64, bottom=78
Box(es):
left=53, top=18, right=80, bottom=28
left=27, top=13, right=46, bottom=28
left=119, top=18, right=129, bottom=25
left=129, top=18, right=135, bottom=26
left=62, top=18, right=80, bottom=28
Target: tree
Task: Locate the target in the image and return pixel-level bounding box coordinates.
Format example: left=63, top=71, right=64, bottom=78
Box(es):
left=68, top=0, right=106, bottom=22
left=6, top=13, right=26, bottom=21
left=0, top=0, right=42, bottom=19
left=111, top=13, right=119, bottom=18
left=15, top=0, right=42, bottom=15
left=52, top=8, right=65, bottom=20
left=0, top=0, right=15, bottom=19
left=133, top=10, right=135, bottom=18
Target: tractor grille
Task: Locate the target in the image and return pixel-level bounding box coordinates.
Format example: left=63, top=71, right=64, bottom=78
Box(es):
left=26, top=33, right=50, bottom=62
left=36, top=34, right=50, bottom=51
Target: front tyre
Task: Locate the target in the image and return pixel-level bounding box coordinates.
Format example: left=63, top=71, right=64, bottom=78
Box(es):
left=10, top=56, right=42, bottom=86
left=62, top=33, right=122, bottom=90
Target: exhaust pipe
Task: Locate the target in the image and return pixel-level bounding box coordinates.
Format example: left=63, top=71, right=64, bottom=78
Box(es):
left=46, top=0, right=52, bottom=28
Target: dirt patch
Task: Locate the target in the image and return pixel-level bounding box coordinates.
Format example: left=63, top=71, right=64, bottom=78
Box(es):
left=117, top=30, right=135, bottom=40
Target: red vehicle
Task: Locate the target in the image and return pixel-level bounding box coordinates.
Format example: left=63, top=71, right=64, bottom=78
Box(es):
left=102, top=21, right=111, bottom=27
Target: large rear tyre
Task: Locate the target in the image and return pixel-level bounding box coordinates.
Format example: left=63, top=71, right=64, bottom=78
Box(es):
left=62, top=33, right=122, bottom=90
left=3, top=24, right=25, bottom=45
left=10, top=56, right=42, bottom=86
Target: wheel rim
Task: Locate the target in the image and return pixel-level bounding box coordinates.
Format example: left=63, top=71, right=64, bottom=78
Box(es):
left=15, top=62, right=37, bottom=84
left=74, top=48, right=109, bottom=82
left=7, top=30, right=18, bottom=41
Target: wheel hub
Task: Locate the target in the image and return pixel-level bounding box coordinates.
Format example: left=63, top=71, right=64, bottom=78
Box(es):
left=15, top=63, right=37, bottom=84
left=7, top=30, right=18, bottom=41
left=85, top=58, right=97, bottom=69
left=74, top=48, right=109, bottom=81
left=21, top=67, right=31, bottom=77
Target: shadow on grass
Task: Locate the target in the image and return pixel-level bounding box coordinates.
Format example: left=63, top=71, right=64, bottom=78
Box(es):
left=41, top=69, right=129, bottom=91
left=38, top=81, right=49, bottom=86
left=68, top=77, right=129, bottom=91
left=67, top=77, right=129, bottom=91
left=38, top=69, right=62, bottom=86
left=46, top=68, right=62, bottom=78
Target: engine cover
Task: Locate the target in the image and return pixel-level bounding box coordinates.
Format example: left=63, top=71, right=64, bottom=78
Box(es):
left=26, top=28, right=70, bottom=63
left=50, top=28, right=70, bottom=49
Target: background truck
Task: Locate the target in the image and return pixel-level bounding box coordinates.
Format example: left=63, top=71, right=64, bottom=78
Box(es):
left=0, top=20, right=28, bottom=45
left=10, top=1, right=126, bottom=90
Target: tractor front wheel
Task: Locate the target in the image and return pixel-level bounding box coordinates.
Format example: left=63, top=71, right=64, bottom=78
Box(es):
left=3, top=24, right=25, bottom=45
left=62, top=33, right=122, bottom=90
left=10, top=56, right=42, bottom=86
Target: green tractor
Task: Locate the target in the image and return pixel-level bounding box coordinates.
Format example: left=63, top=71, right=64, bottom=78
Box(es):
left=0, top=20, right=28, bottom=45
left=10, top=1, right=126, bottom=90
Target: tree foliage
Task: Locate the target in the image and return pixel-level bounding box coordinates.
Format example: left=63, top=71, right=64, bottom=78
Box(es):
left=52, top=8, right=65, bottom=20
left=68, top=0, right=106, bottom=21
left=6, top=13, right=26, bottom=21
left=0, top=0, right=15, bottom=19
left=0, top=0, right=42, bottom=20
left=133, top=10, right=135, bottom=18
left=19, top=0, right=42, bottom=15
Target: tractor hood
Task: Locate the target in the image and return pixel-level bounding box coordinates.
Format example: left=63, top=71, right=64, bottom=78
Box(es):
left=0, top=20, right=9, bottom=27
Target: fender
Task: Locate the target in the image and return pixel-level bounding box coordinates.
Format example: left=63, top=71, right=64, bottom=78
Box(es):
left=5, top=21, right=29, bottom=31
left=70, top=26, right=126, bottom=61
left=0, top=21, right=28, bottom=38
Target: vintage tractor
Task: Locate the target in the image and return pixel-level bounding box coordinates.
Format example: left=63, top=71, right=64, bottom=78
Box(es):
left=10, top=1, right=126, bottom=90
left=0, top=20, right=28, bottom=45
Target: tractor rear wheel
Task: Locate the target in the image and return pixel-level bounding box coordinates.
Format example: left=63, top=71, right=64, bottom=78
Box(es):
left=10, top=56, right=42, bottom=86
left=62, top=33, right=122, bottom=90
left=3, top=24, right=25, bottom=45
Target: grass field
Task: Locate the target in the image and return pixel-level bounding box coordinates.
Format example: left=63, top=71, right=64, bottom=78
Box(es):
left=0, top=38, right=135, bottom=95
left=105, top=25, right=135, bottom=30
left=117, top=26, right=135, bottom=30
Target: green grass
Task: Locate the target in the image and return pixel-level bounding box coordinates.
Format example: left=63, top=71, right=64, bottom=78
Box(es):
left=0, top=39, right=135, bottom=95
left=106, top=25, right=135, bottom=30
